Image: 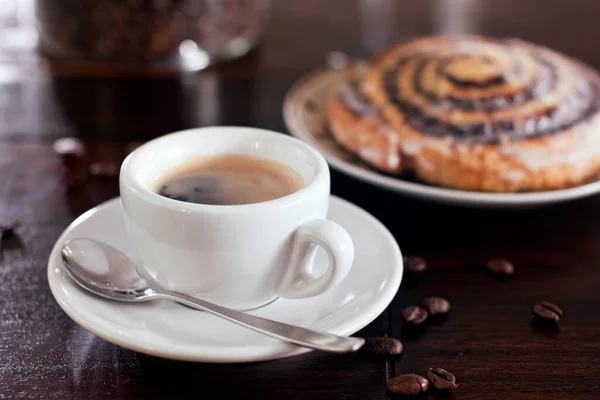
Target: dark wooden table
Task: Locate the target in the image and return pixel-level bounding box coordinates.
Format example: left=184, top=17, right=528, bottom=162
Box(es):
left=2, top=1, right=600, bottom=399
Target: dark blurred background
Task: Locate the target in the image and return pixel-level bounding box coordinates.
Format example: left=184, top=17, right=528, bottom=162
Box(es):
left=1, top=0, right=599, bottom=146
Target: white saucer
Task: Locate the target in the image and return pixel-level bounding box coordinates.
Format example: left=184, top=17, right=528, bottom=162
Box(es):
left=47, top=195, right=403, bottom=363
left=283, top=65, right=600, bottom=207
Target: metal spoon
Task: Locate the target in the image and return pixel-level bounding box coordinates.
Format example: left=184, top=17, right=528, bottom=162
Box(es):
left=60, top=238, right=365, bottom=354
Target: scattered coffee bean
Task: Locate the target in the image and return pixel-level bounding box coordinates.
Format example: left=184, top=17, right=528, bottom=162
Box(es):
left=403, top=255, right=427, bottom=273
left=88, top=162, right=119, bottom=178
left=402, top=305, right=428, bottom=326
left=486, top=258, right=514, bottom=277
left=53, top=137, right=85, bottom=158
left=427, top=367, right=459, bottom=391
left=361, top=337, right=403, bottom=356
left=423, top=297, right=450, bottom=315
left=53, top=137, right=88, bottom=188
left=386, top=373, right=429, bottom=396
left=533, top=301, right=563, bottom=323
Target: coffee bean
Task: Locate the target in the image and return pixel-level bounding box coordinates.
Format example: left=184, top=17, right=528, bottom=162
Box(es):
left=423, top=297, right=450, bottom=315
left=53, top=137, right=85, bottom=158
left=386, top=373, right=429, bottom=396
left=533, top=301, right=563, bottom=323
left=88, top=162, right=119, bottom=178
left=486, top=258, right=514, bottom=277
left=403, top=255, right=427, bottom=273
left=53, top=137, right=88, bottom=188
left=361, top=337, right=403, bottom=356
left=427, top=367, right=459, bottom=391
left=402, top=305, right=428, bottom=325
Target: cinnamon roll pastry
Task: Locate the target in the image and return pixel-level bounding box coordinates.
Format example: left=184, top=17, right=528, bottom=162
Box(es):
left=326, top=35, right=600, bottom=192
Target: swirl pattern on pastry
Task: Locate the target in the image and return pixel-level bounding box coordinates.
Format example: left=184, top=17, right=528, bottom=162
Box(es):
left=326, top=35, right=600, bottom=192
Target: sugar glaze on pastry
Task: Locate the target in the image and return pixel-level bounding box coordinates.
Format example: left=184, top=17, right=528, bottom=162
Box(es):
left=326, top=35, right=600, bottom=192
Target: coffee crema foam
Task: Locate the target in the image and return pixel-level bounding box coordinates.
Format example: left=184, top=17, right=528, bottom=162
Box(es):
left=154, top=154, right=304, bottom=205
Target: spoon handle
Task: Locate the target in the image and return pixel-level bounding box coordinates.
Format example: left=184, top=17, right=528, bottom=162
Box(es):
left=155, top=291, right=365, bottom=353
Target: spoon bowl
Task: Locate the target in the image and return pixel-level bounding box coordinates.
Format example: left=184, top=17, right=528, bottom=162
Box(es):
left=60, top=237, right=365, bottom=354
left=61, top=239, right=154, bottom=301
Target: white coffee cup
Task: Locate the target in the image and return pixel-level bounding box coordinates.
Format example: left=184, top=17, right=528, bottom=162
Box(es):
left=119, top=126, right=355, bottom=311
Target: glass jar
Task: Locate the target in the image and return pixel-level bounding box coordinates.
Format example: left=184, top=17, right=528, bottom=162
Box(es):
left=34, top=0, right=270, bottom=71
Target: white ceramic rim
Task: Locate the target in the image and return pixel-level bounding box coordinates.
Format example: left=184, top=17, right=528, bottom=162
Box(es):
left=120, top=126, right=330, bottom=214
left=282, top=66, right=600, bottom=207
left=46, top=195, right=403, bottom=363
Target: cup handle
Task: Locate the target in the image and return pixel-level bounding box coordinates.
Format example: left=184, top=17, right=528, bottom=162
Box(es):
left=277, top=219, right=355, bottom=299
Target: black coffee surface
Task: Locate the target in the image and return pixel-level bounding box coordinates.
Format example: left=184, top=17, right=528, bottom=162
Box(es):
left=156, top=154, right=304, bottom=205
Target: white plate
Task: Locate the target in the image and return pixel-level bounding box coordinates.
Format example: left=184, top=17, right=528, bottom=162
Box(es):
left=283, top=66, right=600, bottom=207
left=47, top=196, right=403, bottom=363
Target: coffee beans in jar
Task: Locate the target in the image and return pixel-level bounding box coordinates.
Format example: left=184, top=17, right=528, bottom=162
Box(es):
left=34, top=0, right=270, bottom=66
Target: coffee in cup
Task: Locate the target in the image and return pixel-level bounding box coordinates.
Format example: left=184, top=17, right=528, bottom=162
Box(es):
left=154, top=154, right=304, bottom=206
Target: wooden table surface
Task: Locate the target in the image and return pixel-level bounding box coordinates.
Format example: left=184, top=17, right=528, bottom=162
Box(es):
left=2, top=1, right=600, bottom=399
